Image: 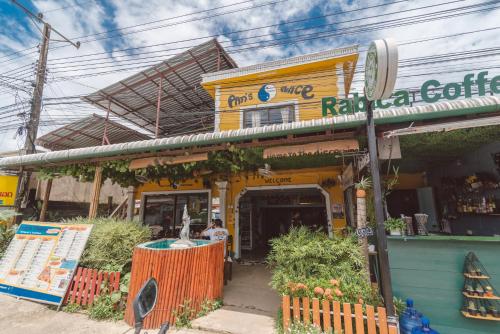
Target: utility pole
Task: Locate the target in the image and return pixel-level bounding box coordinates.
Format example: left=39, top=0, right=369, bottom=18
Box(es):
left=11, top=0, right=79, bottom=212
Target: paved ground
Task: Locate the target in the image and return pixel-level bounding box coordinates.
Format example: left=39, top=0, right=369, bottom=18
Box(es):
left=0, top=263, right=278, bottom=334
left=221, top=263, right=281, bottom=317
left=0, top=294, right=210, bottom=334
left=191, top=263, right=278, bottom=334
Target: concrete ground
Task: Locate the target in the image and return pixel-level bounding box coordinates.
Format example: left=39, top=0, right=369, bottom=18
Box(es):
left=191, top=263, right=279, bottom=334
left=221, top=263, right=281, bottom=317
left=0, top=294, right=210, bottom=334
left=0, top=264, right=278, bottom=334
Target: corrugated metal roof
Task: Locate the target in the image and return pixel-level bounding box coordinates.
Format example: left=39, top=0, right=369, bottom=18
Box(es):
left=83, top=39, right=237, bottom=137
left=35, top=114, right=151, bottom=151
left=1, top=96, right=499, bottom=169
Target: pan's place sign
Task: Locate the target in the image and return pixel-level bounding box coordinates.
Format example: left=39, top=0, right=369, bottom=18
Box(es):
left=322, top=71, right=500, bottom=116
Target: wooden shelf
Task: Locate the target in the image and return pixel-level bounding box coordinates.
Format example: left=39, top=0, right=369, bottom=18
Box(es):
left=464, top=273, right=490, bottom=279
left=461, top=311, right=500, bottom=321
left=462, top=292, right=500, bottom=300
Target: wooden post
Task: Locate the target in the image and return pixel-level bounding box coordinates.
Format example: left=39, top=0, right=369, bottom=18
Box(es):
left=39, top=178, right=52, bottom=221
left=126, top=186, right=135, bottom=221
left=88, top=167, right=103, bottom=219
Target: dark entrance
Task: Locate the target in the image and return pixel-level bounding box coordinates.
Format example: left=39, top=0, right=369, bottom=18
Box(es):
left=238, top=188, right=328, bottom=260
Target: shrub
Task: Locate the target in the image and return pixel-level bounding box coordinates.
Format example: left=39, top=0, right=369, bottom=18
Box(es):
left=0, top=224, right=15, bottom=258
left=267, top=227, right=380, bottom=306
left=69, top=217, right=151, bottom=273
left=88, top=294, right=123, bottom=321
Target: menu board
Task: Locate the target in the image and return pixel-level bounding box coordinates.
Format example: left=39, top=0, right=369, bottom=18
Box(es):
left=0, top=221, right=93, bottom=305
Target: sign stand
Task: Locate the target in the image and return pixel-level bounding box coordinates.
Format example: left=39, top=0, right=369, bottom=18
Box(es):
left=364, top=38, right=399, bottom=317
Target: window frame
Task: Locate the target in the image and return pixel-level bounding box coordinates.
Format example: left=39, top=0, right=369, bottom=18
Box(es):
left=239, top=100, right=299, bottom=129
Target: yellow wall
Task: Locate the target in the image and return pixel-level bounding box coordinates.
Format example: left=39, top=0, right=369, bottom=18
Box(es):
left=207, top=54, right=358, bottom=131
left=135, top=166, right=347, bottom=249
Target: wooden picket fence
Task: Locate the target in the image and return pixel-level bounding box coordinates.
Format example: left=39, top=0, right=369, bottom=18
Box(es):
left=282, top=296, right=399, bottom=334
left=63, top=267, right=121, bottom=306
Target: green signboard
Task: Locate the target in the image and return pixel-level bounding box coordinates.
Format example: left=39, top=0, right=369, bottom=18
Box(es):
left=322, top=71, right=500, bottom=116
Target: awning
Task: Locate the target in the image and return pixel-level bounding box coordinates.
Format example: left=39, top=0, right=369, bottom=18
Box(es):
left=35, top=114, right=151, bottom=151
left=0, top=96, right=498, bottom=169
left=83, top=39, right=237, bottom=137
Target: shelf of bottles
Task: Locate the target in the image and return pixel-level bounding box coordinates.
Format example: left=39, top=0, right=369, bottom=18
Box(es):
left=441, top=174, right=500, bottom=217
left=461, top=252, right=500, bottom=321
left=456, top=194, right=497, bottom=215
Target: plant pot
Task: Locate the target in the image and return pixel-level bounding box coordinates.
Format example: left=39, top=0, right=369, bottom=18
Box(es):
left=390, top=228, right=401, bottom=236
left=490, top=308, right=499, bottom=318
left=479, top=306, right=487, bottom=317
left=468, top=301, right=477, bottom=316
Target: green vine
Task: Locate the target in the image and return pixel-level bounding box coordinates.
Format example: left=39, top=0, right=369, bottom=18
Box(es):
left=38, top=147, right=265, bottom=188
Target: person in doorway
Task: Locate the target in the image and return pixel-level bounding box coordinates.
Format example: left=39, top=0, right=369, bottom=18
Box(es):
left=201, top=218, right=229, bottom=242
left=202, top=219, right=230, bottom=257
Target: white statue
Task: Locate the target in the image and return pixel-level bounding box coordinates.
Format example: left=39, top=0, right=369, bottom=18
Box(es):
left=179, top=204, right=190, bottom=241
left=171, top=204, right=195, bottom=248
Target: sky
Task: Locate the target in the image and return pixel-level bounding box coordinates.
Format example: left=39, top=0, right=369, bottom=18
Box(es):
left=0, top=0, right=499, bottom=152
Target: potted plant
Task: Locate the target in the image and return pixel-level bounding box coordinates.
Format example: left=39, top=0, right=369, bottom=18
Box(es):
left=485, top=286, right=494, bottom=297
left=479, top=305, right=487, bottom=317
left=384, top=217, right=406, bottom=236
left=489, top=303, right=499, bottom=318
left=475, top=284, right=484, bottom=297
left=464, top=283, right=474, bottom=296
left=468, top=300, right=477, bottom=316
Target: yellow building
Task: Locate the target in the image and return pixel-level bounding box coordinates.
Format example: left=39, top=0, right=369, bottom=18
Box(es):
left=135, top=45, right=360, bottom=259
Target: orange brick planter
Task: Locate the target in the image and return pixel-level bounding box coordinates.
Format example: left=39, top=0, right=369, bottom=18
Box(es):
left=282, top=295, right=399, bottom=334
left=124, top=239, right=224, bottom=329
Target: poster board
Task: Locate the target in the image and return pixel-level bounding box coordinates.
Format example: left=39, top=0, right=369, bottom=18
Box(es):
left=0, top=175, right=19, bottom=206
left=0, top=221, right=93, bottom=305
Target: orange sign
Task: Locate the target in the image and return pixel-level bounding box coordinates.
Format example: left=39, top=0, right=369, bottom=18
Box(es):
left=263, top=140, right=359, bottom=159
left=129, top=153, right=208, bottom=170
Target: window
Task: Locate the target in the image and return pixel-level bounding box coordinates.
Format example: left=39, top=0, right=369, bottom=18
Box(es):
left=243, top=105, right=295, bottom=128
left=142, top=192, right=209, bottom=239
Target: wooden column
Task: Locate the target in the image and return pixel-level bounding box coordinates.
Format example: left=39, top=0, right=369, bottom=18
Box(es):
left=126, top=186, right=135, bottom=221
left=39, top=178, right=52, bottom=221
left=88, top=167, right=103, bottom=219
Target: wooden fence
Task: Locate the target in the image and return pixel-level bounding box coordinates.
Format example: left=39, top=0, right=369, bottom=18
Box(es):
left=282, top=296, right=399, bottom=334
left=63, top=267, right=121, bottom=306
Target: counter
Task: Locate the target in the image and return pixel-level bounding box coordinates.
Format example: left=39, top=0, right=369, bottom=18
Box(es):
left=387, top=235, right=500, bottom=334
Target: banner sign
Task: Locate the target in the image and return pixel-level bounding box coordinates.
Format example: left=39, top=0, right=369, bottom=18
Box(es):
left=129, top=153, right=208, bottom=170
left=0, top=221, right=93, bottom=305
left=263, top=140, right=359, bottom=159
left=341, top=163, right=354, bottom=190
left=356, top=227, right=374, bottom=238
left=0, top=175, right=19, bottom=206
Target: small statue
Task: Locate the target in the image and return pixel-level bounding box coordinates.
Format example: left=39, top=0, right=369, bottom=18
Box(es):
left=171, top=205, right=195, bottom=249
left=179, top=204, right=190, bottom=241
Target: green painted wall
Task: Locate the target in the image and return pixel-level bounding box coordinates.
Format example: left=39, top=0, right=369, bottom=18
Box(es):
left=387, top=236, right=500, bottom=334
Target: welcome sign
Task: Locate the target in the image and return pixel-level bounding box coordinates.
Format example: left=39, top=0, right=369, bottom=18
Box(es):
left=322, top=71, right=500, bottom=116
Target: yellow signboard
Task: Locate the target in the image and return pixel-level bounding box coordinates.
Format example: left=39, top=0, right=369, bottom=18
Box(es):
left=218, top=69, right=340, bottom=131
left=0, top=175, right=18, bottom=206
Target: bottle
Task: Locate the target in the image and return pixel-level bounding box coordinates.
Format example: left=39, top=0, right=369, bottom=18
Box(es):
left=400, top=299, right=423, bottom=334
left=411, top=317, right=439, bottom=334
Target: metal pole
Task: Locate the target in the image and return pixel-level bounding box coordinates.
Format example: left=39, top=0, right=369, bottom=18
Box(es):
left=14, top=23, right=51, bottom=211
left=155, top=76, right=163, bottom=138
left=366, top=99, right=395, bottom=316
left=102, top=101, right=111, bottom=145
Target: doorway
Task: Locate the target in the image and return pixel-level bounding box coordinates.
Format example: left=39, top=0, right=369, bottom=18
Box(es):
left=236, top=186, right=330, bottom=260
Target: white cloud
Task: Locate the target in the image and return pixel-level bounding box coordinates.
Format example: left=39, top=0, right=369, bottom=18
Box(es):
left=0, top=0, right=499, bottom=151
